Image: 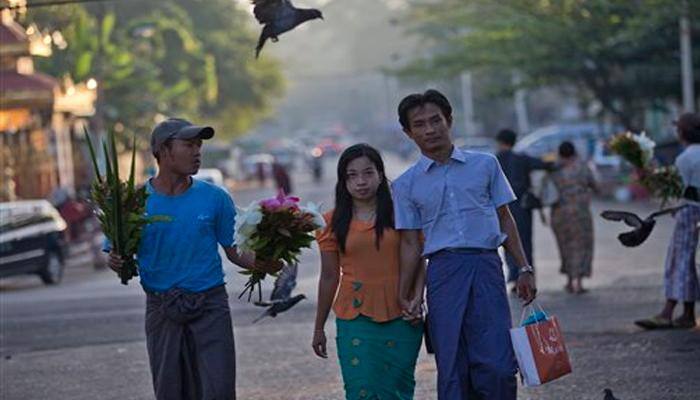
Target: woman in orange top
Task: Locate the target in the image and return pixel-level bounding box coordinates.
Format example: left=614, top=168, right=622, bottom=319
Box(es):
left=312, top=144, right=424, bottom=400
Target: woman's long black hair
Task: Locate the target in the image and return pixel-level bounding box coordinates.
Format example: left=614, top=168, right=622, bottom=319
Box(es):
left=331, top=143, right=394, bottom=253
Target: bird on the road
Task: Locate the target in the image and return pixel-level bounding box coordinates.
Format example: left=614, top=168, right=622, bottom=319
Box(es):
left=252, top=0, right=323, bottom=58
left=253, top=262, right=306, bottom=323
left=603, top=388, right=620, bottom=400
left=600, top=205, right=685, bottom=247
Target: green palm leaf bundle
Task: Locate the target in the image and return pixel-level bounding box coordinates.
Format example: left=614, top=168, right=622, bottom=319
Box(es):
left=83, top=126, right=150, bottom=285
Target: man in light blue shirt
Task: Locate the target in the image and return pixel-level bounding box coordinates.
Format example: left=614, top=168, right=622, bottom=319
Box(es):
left=108, top=118, right=281, bottom=400
left=392, top=90, right=536, bottom=400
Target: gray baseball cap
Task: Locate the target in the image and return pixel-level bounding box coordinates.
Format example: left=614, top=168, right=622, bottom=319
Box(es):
left=150, top=117, right=215, bottom=154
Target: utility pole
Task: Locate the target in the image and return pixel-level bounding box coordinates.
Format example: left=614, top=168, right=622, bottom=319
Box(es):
left=680, top=0, right=695, bottom=112
left=460, top=71, right=476, bottom=136
left=512, top=71, right=530, bottom=134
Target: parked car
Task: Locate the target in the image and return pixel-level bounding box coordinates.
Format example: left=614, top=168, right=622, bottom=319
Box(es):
left=516, top=122, right=623, bottom=197
left=0, top=200, right=68, bottom=284
left=514, top=122, right=619, bottom=162
left=457, top=136, right=497, bottom=154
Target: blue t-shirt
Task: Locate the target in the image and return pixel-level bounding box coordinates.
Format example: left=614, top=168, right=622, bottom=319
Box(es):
left=133, top=178, right=236, bottom=293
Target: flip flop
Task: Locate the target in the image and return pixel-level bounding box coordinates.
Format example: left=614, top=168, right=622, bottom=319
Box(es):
left=672, top=318, right=697, bottom=329
left=634, top=316, right=673, bottom=330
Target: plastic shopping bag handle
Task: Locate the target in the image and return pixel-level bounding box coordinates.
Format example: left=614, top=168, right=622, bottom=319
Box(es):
left=519, top=301, right=548, bottom=327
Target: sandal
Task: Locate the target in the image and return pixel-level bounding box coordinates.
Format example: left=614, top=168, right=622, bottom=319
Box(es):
left=672, top=318, right=697, bottom=329
left=634, top=316, right=673, bottom=330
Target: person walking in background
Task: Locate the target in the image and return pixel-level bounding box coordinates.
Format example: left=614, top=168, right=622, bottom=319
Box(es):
left=312, top=144, right=423, bottom=399
left=392, top=89, right=536, bottom=400
left=255, top=161, right=267, bottom=187
left=495, top=128, right=555, bottom=291
left=635, top=112, right=700, bottom=330
left=272, top=160, right=293, bottom=194
left=549, top=141, right=597, bottom=294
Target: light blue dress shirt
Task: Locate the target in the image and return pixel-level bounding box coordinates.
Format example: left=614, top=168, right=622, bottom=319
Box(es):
left=392, top=147, right=516, bottom=256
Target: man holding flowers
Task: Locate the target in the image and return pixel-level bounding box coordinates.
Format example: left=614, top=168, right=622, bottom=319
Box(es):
left=107, top=118, right=282, bottom=400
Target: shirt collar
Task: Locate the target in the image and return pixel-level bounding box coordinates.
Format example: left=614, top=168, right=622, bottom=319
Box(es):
left=419, top=146, right=467, bottom=172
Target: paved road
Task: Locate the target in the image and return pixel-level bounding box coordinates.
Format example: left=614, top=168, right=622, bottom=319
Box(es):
left=2, top=154, right=698, bottom=399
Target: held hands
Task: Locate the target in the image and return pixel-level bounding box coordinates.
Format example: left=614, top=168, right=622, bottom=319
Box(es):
left=311, top=329, right=327, bottom=358
left=516, top=271, right=537, bottom=305
left=399, top=295, right=424, bottom=326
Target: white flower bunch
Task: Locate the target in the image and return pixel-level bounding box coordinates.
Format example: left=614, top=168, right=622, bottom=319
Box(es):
left=301, top=201, right=326, bottom=229
left=633, top=131, right=656, bottom=166
left=234, top=201, right=263, bottom=253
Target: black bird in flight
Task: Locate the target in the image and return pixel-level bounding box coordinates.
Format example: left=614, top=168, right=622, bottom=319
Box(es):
left=253, top=262, right=306, bottom=323
left=252, top=293, right=306, bottom=323
left=252, top=0, right=323, bottom=58
left=600, top=205, right=684, bottom=247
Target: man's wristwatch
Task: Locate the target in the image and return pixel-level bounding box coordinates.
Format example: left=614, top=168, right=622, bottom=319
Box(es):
left=519, top=265, right=534, bottom=275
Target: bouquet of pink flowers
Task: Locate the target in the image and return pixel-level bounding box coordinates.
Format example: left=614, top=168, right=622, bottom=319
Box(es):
left=234, top=191, right=325, bottom=302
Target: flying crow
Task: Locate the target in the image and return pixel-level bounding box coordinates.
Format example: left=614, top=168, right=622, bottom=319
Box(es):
left=600, top=205, right=685, bottom=247
left=252, top=0, right=323, bottom=58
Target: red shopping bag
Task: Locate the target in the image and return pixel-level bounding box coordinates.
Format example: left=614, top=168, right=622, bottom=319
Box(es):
left=510, top=305, right=572, bottom=386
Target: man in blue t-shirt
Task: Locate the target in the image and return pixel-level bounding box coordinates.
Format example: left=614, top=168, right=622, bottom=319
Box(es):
left=108, top=118, right=281, bottom=400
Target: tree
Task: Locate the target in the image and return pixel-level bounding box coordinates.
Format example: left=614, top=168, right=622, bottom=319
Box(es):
left=400, top=0, right=700, bottom=129
left=23, top=0, right=284, bottom=141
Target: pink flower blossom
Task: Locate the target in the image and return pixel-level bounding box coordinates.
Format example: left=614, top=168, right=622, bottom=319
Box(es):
left=260, top=190, right=300, bottom=212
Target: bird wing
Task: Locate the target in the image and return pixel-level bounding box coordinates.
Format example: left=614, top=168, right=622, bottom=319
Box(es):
left=252, top=0, right=293, bottom=24
left=600, top=210, right=643, bottom=228
left=647, top=205, right=684, bottom=220
left=252, top=308, right=272, bottom=324
left=270, top=262, right=298, bottom=301
left=618, top=219, right=656, bottom=247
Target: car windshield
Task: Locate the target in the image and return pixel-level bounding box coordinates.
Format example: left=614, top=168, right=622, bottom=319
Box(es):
left=0, top=202, right=56, bottom=233
left=0, top=212, right=53, bottom=232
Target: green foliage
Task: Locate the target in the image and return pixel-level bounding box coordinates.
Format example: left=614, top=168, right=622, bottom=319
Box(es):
left=639, top=166, right=684, bottom=207
left=84, top=127, right=161, bottom=285
left=23, top=0, right=284, bottom=143
left=400, top=0, right=700, bottom=129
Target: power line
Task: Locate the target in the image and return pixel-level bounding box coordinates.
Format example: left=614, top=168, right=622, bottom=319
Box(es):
left=1, top=0, right=120, bottom=10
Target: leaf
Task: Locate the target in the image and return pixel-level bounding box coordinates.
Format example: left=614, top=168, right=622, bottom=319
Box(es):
left=101, top=12, right=116, bottom=48
left=128, top=133, right=137, bottom=194
left=277, top=228, right=291, bottom=237
left=82, top=126, right=103, bottom=185
left=102, top=140, right=113, bottom=185
left=75, top=52, right=93, bottom=81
